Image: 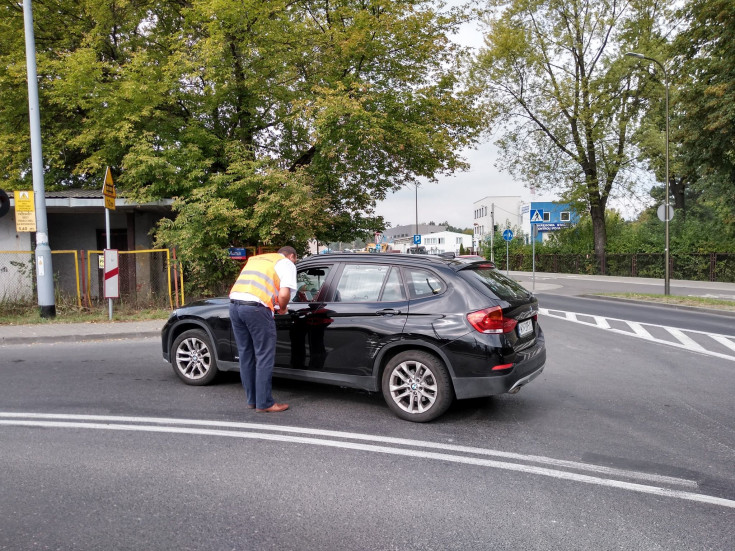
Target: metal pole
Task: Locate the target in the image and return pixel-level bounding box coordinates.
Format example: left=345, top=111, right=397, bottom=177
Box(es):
left=626, top=52, right=670, bottom=295
left=415, top=185, right=418, bottom=238
left=106, top=208, right=112, bottom=319
left=23, top=0, right=55, bottom=318
left=532, top=226, right=536, bottom=292
left=506, top=240, right=509, bottom=276
left=490, top=203, right=495, bottom=263
left=663, top=66, right=670, bottom=295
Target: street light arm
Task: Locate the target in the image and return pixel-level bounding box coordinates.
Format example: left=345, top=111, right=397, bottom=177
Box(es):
left=625, top=52, right=667, bottom=80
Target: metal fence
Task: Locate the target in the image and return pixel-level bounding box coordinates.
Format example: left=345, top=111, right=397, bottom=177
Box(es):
left=501, top=252, right=735, bottom=282
left=0, top=249, right=183, bottom=310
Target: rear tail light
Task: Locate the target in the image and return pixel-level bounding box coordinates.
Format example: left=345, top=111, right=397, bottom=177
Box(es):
left=492, top=363, right=514, bottom=371
left=467, top=306, right=517, bottom=334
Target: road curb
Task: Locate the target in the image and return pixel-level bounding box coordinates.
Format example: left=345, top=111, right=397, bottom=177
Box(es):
left=1, top=331, right=161, bottom=346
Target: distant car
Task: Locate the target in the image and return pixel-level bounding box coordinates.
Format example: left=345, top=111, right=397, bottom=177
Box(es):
left=161, top=253, right=545, bottom=422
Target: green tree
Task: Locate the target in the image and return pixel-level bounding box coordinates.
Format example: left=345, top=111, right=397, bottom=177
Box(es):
left=0, top=0, right=483, bottom=292
left=673, top=0, right=735, bottom=240
left=470, top=0, right=671, bottom=271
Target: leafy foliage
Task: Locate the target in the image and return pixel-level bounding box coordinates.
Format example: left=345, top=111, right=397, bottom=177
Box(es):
left=672, top=0, right=735, bottom=242
left=0, top=0, right=483, bottom=291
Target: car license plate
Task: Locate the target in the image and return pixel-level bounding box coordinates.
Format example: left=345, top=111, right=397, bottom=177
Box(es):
left=517, top=319, right=533, bottom=337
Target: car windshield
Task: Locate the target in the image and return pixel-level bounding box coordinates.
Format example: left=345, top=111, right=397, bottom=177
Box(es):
left=458, top=265, right=530, bottom=302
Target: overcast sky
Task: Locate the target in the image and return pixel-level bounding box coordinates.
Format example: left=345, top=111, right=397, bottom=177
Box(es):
left=373, top=144, right=556, bottom=230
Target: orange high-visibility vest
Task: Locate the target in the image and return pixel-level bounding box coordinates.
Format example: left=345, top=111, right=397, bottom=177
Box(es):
left=229, top=253, right=284, bottom=311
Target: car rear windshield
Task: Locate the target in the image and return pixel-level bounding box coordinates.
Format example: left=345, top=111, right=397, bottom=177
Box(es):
left=458, top=265, right=531, bottom=302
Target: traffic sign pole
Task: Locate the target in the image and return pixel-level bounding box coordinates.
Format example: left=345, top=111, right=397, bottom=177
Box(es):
left=102, top=166, right=117, bottom=319
left=502, top=229, right=513, bottom=276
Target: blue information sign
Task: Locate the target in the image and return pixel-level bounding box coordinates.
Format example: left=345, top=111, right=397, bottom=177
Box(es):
left=228, top=247, right=248, bottom=260
left=413, top=234, right=421, bottom=245
left=530, top=209, right=544, bottom=223
left=502, top=229, right=514, bottom=241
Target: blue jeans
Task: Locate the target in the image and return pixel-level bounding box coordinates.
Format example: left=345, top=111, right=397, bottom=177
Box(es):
left=229, top=302, right=276, bottom=410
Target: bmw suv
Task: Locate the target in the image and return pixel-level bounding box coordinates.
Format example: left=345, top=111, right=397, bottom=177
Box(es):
left=161, top=253, right=546, bottom=422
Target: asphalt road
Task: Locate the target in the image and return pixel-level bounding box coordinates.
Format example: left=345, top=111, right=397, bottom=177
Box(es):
left=2, top=291, right=735, bottom=549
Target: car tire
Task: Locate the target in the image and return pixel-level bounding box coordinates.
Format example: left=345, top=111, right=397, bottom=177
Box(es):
left=381, top=350, right=454, bottom=422
left=171, top=328, right=219, bottom=385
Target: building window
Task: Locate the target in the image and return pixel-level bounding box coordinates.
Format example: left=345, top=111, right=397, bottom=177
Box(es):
left=543, top=212, right=551, bottom=221
left=560, top=211, right=570, bottom=222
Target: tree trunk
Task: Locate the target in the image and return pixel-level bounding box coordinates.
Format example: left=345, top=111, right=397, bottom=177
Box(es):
left=670, top=175, right=686, bottom=213
left=590, top=203, right=607, bottom=274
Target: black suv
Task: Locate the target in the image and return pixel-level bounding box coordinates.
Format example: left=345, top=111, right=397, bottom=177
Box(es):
left=161, top=253, right=546, bottom=422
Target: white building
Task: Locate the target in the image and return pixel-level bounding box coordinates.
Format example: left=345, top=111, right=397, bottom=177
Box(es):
left=420, top=231, right=472, bottom=255
left=472, top=196, right=524, bottom=246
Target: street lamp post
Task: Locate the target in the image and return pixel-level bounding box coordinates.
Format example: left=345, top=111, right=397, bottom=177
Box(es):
left=626, top=51, right=670, bottom=295
left=415, top=184, right=418, bottom=238
left=23, top=0, right=56, bottom=317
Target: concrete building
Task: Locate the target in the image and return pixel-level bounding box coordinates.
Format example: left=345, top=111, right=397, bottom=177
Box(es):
left=421, top=231, right=473, bottom=255
left=472, top=196, right=523, bottom=247
left=528, top=201, right=581, bottom=242
left=1, top=190, right=172, bottom=300
left=381, top=223, right=446, bottom=242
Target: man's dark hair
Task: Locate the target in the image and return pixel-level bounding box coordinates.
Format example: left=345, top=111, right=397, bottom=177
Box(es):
left=278, top=246, right=297, bottom=257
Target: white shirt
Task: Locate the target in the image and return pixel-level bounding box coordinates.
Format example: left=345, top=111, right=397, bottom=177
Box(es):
left=230, top=257, right=297, bottom=312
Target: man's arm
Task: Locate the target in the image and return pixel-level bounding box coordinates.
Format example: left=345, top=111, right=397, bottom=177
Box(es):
left=277, top=287, right=292, bottom=312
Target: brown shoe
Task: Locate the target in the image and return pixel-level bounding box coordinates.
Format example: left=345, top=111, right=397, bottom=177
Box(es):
left=256, top=403, right=289, bottom=413
left=246, top=404, right=256, bottom=409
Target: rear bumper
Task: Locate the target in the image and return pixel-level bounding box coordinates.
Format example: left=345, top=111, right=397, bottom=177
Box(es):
left=451, top=334, right=546, bottom=399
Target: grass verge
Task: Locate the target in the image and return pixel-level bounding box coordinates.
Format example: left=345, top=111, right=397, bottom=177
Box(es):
left=595, top=293, right=735, bottom=312
left=0, top=302, right=171, bottom=325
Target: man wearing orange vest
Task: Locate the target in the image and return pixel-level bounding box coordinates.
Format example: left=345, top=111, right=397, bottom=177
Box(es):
left=229, top=246, right=298, bottom=412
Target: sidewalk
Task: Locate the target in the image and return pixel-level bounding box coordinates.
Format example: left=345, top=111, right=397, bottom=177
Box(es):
left=0, top=319, right=165, bottom=346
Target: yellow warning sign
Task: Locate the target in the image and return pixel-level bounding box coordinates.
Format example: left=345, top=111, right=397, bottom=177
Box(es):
left=103, top=166, right=116, bottom=210
left=14, top=190, right=36, bottom=232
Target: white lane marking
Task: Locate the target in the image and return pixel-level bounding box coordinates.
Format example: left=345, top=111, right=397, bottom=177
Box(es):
left=0, top=411, right=695, bottom=488
left=593, top=316, right=610, bottom=329
left=628, top=321, right=653, bottom=340
left=539, top=308, right=735, bottom=362
left=711, top=334, right=735, bottom=352
left=1, top=417, right=732, bottom=510
left=666, top=327, right=708, bottom=352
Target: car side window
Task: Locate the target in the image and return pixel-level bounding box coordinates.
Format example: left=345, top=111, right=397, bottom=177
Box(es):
left=292, top=266, right=332, bottom=302
left=379, top=267, right=406, bottom=302
left=334, top=264, right=390, bottom=302
left=404, top=268, right=445, bottom=299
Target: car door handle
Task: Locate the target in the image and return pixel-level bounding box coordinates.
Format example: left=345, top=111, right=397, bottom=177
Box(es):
left=376, top=308, right=401, bottom=316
